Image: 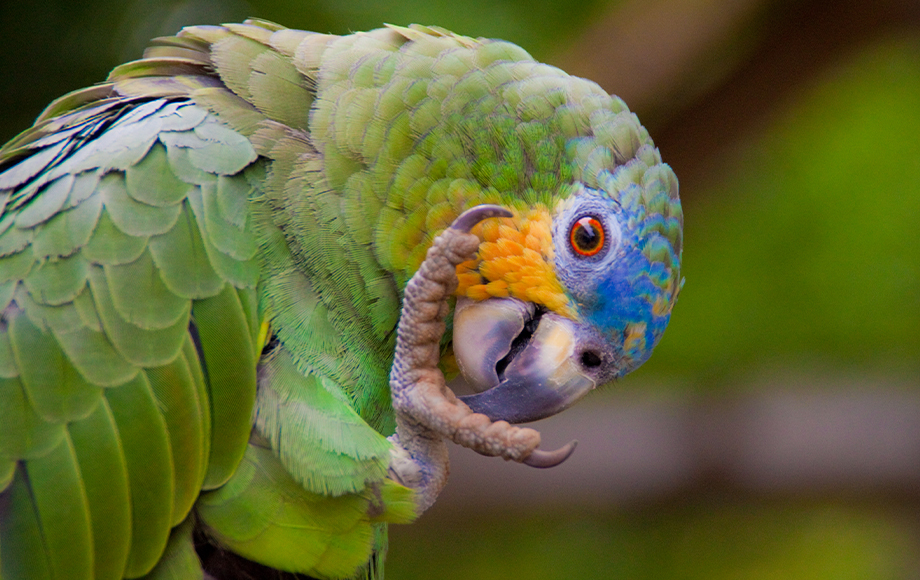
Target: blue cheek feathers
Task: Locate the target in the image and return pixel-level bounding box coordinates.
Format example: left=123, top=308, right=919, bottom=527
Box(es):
left=584, top=240, right=673, bottom=374
left=552, top=175, right=681, bottom=376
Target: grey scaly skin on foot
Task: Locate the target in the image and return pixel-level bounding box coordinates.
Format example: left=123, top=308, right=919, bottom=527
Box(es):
left=388, top=205, right=577, bottom=512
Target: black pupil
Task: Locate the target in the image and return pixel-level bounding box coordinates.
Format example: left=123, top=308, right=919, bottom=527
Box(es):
left=575, top=220, right=600, bottom=250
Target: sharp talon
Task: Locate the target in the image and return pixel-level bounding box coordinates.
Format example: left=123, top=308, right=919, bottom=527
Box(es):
left=522, top=440, right=578, bottom=468
left=451, top=205, right=513, bottom=233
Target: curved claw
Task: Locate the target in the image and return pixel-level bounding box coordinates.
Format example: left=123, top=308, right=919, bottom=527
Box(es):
left=451, top=205, right=512, bottom=233
left=522, top=440, right=578, bottom=468
left=389, top=201, right=541, bottom=511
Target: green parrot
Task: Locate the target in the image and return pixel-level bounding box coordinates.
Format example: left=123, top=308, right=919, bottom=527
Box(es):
left=0, top=19, right=682, bottom=580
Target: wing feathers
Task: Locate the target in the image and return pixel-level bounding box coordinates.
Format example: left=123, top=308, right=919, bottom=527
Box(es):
left=0, top=98, right=260, bottom=578
left=0, top=20, right=475, bottom=579
left=68, top=399, right=132, bottom=580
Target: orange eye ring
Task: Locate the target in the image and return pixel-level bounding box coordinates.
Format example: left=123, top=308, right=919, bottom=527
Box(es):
left=569, top=216, right=605, bottom=257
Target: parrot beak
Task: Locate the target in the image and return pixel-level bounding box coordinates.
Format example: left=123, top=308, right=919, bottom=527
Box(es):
left=453, top=297, right=598, bottom=424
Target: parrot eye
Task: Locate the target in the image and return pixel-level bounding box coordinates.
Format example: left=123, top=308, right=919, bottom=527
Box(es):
left=569, top=215, right=606, bottom=257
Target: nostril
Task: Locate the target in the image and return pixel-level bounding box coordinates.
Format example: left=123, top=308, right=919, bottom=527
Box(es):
left=580, top=350, right=602, bottom=369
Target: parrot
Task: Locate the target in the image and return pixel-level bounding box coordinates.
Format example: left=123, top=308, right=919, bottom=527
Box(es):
left=0, top=18, right=682, bottom=580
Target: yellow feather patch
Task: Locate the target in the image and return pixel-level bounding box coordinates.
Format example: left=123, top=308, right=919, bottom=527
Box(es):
left=257, top=319, right=271, bottom=352
left=623, top=322, right=646, bottom=353
left=455, top=208, right=575, bottom=318
left=653, top=294, right=670, bottom=317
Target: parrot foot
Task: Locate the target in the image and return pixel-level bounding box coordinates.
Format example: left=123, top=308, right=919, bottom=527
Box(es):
left=388, top=205, right=574, bottom=512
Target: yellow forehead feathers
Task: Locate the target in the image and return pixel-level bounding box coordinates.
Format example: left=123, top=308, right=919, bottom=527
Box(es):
left=455, top=209, right=575, bottom=317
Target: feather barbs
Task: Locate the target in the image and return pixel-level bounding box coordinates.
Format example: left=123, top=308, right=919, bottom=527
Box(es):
left=455, top=208, right=574, bottom=317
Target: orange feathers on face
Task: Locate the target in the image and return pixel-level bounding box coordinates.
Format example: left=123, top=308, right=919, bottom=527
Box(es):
left=455, top=209, right=575, bottom=317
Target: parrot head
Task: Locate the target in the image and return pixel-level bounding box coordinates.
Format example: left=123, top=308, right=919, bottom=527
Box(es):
left=449, top=130, right=683, bottom=425
left=314, top=29, right=685, bottom=431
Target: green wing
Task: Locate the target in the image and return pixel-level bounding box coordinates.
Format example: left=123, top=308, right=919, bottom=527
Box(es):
left=0, top=19, right=418, bottom=580
left=0, top=94, right=260, bottom=579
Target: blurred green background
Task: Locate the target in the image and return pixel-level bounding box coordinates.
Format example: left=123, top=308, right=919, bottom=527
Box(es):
left=3, top=0, right=920, bottom=577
